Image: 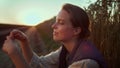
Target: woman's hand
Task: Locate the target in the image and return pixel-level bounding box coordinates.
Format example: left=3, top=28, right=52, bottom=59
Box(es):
left=2, top=35, right=19, bottom=56
left=2, top=35, right=30, bottom=68
left=10, top=29, right=33, bottom=64
left=10, top=29, right=28, bottom=43
left=2, top=30, right=31, bottom=68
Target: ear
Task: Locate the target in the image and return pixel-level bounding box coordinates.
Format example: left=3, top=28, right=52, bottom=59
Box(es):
left=73, top=27, right=81, bottom=35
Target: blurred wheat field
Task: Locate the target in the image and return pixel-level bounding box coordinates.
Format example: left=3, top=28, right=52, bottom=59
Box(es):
left=86, top=0, right=120, bottom=68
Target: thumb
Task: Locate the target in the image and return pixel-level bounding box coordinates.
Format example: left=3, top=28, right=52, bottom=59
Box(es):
left=10, top=31, right=15, bottom=40
left=6, top=35, right=14, bottom=42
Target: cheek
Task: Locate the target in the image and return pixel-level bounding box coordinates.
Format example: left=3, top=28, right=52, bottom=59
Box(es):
left=58, top=28, right=74, bottom=40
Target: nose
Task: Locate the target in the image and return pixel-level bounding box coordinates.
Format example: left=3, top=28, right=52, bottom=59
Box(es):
left=51, top=22, right=57, bottom=29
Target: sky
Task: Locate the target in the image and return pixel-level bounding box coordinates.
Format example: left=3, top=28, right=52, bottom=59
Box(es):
left=0, top=0, right=96, bottom=26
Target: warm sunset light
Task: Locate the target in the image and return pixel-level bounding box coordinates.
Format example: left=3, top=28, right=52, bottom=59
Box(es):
left=17, top=9, right=42, bottom=26
left=0, top=0, right=97, bottom=25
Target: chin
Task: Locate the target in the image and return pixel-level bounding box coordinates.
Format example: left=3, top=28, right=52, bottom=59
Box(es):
left=53, top=38, right=59, bottom=41
left=53, top=37, right=62, bottom=42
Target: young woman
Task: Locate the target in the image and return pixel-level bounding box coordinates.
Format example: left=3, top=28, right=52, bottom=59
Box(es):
left=2, top=3, right=106, bottom=68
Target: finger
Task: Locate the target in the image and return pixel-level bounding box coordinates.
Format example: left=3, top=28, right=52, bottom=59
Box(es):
left=3, top=39, right=7, bottom=44
left=14, top=33, right=25, bottom=40
left=6, top=36, right=14, bottom=42
left=2, top=40, right=9, bottom=54
left=6, top=36, right=11, bottom=40
left=10, top=29, right=20, bottom=39
left=10, top=29, right=18, bottom=39
left=13, top=31, right=25, bottom=39
left=9, top=33, right=14, bottom=40
left=10, top=29, right=19, bottom=36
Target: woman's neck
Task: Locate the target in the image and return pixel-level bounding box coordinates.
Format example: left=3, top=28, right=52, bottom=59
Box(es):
left=62, top=39, right=78, bottom=53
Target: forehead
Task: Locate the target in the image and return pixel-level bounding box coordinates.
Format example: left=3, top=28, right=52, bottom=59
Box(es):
left=56, top=10, right=71, bottom=21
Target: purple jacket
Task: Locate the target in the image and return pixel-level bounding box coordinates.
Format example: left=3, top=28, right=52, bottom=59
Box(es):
left=67, top=40, right=107, bottom=68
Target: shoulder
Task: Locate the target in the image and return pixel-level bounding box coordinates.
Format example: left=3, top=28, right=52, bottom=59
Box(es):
left=68, top=59, right=99, bottom=68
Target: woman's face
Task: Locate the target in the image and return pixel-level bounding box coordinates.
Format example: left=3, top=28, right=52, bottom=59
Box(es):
left=52, top=10, right=77, bottom=42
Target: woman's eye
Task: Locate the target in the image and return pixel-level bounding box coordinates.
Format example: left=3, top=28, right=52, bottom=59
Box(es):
left=58, top=20, right=64, bottom=25
left=59, top=22, right=64, bottom=25
left=56, top=19, right=65, bottom=25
